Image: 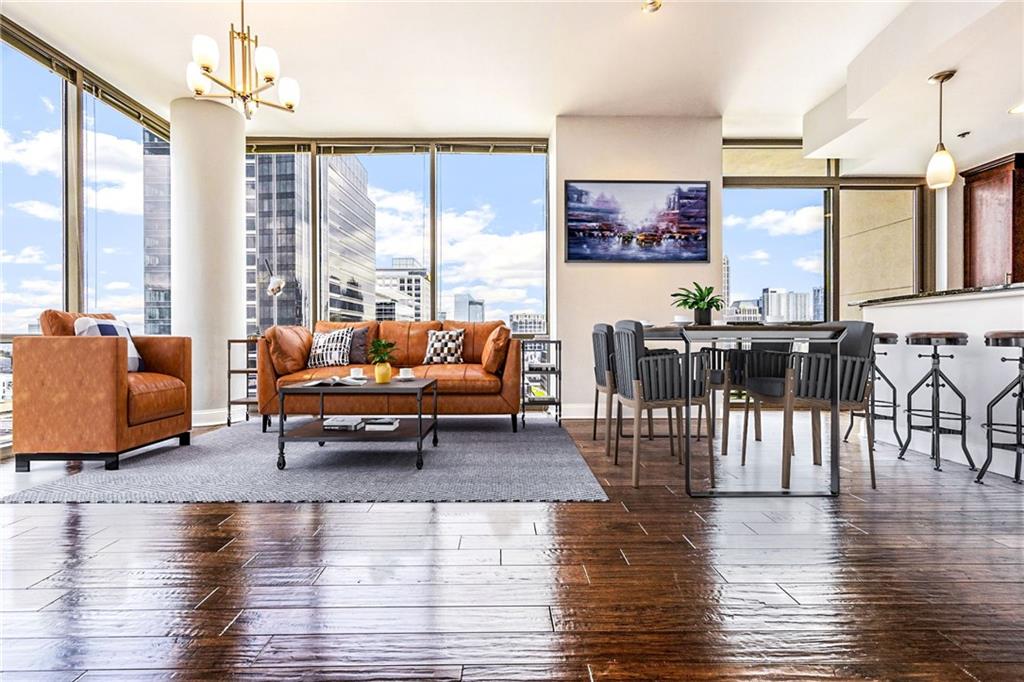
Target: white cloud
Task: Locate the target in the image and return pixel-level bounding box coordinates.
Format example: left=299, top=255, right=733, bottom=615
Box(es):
left=747, top=205, right=823, bottom=236
left=0, top=246, right=46, bottom=264
left=793, top=253, right=824, bottom=274
left=102, top=246, right=128, bottom=255
left=40, top=96, right=55, bottom=113
left=740, top=249, right=771, bottom=264
left=11, top=199, right=61, bottom=222
left=44, top=263, right=62, bottom=272
left=0, top=126, right=143, bottom=215
left=723, top=214, right=746, bottom=228
left=104, top=281, right=132, bottom=291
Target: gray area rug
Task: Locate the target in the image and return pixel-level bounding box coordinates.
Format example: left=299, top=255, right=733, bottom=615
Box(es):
left=2, top=417, right=608, bottom=504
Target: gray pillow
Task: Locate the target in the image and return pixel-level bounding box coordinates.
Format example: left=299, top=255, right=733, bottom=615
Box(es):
left=348, top=326, right=369, bottom=364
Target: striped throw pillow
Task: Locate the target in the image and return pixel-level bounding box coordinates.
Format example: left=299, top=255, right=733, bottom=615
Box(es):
left=307, top=328, right=354, bottom=368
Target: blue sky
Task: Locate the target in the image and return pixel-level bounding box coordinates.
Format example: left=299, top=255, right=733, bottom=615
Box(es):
left=722, top=187, right=825, bottom=304
left=2, top=43, right=151, bottom=333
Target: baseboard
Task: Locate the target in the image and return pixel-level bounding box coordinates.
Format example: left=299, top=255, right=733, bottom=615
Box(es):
left=192, top=406, right=249, bottom=428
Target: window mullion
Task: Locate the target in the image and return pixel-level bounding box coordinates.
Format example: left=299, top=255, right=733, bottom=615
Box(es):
left=63, top=74, right=84, bottom=313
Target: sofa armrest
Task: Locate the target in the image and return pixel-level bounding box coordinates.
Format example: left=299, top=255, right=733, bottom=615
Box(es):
left=12, top=336, right=128, bottom=454
left=500, top=338, right=522, bottom=413
left=256, top=337, right=279, bottom=414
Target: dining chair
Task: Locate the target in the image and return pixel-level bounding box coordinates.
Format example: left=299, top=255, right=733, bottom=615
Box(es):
left=742, top=322, right=876, bottom=489
left=612, top=320, right=713, bottom=488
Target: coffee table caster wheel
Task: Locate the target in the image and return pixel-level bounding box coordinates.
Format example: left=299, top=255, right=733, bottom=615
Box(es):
left=277, top=454, right=286, bottom=470
left=318, top=441, right=325, bottom=447
left=416, top=454, right=423, bottom=470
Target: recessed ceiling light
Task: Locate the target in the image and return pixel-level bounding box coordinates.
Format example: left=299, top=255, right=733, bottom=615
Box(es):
left=641, top=0, right=662, bottom=13
left=1010, top=102, right=1024, bottom=114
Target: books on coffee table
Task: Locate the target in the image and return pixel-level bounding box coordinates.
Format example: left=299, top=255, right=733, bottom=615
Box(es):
left=323, top=416, right=364, bottom=431
left=363, top=417, right=400, bottom=432
left=303, top=375, right=367, bottom=387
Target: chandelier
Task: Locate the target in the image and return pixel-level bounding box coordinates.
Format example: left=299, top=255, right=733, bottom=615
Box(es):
left=185, top=0, right=300, bottom=119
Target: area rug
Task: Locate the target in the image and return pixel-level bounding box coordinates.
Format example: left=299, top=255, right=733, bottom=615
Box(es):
left=1, top=417, right=608, bottom=504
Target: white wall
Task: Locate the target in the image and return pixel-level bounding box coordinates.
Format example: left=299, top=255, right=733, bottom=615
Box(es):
left=550, top=116, right=723, bottom=416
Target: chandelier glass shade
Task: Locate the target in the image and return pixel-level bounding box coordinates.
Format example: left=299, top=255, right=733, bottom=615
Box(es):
left=185, top=0, right=299, bottom=119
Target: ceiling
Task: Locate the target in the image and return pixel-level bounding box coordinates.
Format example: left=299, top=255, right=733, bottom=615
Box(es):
left=2, top=0, right=910, bottom=139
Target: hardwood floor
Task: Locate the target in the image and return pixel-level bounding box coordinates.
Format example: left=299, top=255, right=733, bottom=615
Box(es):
left=2, top=415, right=1023, bottom=680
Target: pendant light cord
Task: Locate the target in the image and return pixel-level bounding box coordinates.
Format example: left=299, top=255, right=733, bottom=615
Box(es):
left=938, top=80, right=943, bottom=145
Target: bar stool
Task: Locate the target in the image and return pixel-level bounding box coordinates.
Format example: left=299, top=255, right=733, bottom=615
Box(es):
left=975, top=330, right=1024, bottom=484
left=844, top=332, right=904, bottom=450
left=897, top=332, right=976, bottom=472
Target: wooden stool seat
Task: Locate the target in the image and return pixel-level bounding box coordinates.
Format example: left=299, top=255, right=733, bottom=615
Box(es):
left=874, top=332, right=898, bottom=345
left=906, top=331, right=969, bottom=346
left=984, top=330, right=1024, bottom=348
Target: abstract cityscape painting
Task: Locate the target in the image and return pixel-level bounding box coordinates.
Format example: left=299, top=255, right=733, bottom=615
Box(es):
left=565, top=180, right=710, bottom=263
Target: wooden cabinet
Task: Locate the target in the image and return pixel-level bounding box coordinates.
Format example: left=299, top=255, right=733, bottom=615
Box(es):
left=962, top=153, right=1024, bottom=287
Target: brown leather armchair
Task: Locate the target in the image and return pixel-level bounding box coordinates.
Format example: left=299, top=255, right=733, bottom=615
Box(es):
left=12, top=310, right=192, bottom=472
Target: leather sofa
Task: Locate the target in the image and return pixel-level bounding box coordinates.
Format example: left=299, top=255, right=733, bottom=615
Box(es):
left=257, top=320, right=522, bottom=431
left=12, top=310, right=192, bottom=471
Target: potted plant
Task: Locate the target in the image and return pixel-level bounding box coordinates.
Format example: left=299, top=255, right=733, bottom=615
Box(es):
left=368, top=338, right=397, bottom=384
left=671, top=282, right=725, bottom=326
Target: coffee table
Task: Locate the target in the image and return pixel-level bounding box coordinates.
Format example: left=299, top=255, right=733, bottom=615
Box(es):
left=276, top=378, right=439, bottom=471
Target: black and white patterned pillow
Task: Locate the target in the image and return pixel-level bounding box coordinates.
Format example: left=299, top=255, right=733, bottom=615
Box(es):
left=423, top=329, right=464, bottom=365
left=307, top=328, right=354, bottom=368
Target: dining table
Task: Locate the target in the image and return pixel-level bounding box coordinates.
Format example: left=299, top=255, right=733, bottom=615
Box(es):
left=643, top=323, right=849, bottom=498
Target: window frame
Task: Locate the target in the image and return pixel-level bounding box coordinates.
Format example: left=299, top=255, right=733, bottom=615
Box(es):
left=249, top=138, right=551, bottom=335
left=722, top=139, right=932, bottom=320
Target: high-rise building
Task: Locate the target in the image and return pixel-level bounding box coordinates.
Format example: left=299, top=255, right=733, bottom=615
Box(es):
left=721, top=255, right=730, bottom=305
left=375, top=286, right=417, bottom=321
left=723, top=299, right=761, bottom=323
left=454, top=293, right=485, bottom=321
left=320, top=155, right=376, bottom=323
left=761, top=288, right=813, bottom=323
left=376, top=257, right=431, bottom=321
left=510, top=312, right=546, bottom=335
left=142, top=131, right=171, bottom=334
left=245, top=154, right=312, bottom=336
left=812, top=286, right=826, bottom=321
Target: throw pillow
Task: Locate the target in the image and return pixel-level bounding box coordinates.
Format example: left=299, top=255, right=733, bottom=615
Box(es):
left=481, top=326, right=511, bottom=373
left=348, top=326, right=369, bottom=364
left=73, top=317, right=145, bottom=372
left=307, top=328, right=354, bottom=369
left=266, top=325, right=313, bottom=375
left=422, top=328, right=464, bottom=365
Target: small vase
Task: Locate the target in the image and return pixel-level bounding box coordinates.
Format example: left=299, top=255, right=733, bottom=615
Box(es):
left=694, top=308, right=712, bottom=326
left=374, top=362, right=392, bottom=384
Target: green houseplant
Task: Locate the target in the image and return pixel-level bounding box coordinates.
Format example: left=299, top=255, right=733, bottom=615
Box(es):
left=368, top=338, right=397, bottom=384
left=671, top=282, right=725, bottom=325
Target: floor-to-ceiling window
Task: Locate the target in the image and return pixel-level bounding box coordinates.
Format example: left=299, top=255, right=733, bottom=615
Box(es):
left=83, top=93, right=171, bottom=334
left=436, top=150, right=547, bottom=333
left=0, top=42, right=66, bottom=446
left=318, top=148, right=430, bottom=323
left=245, top=152, right=312, bottom=336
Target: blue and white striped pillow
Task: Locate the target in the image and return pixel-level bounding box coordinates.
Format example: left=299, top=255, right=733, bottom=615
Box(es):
left=73, top=317, right=145, bottom=372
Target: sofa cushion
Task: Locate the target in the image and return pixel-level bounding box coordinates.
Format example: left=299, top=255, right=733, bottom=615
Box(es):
left=379, top=321, right=442, bottom=366
left=265, top=325, right=313, bottom=375
left=422, top=328, right=465, bottom=365
left=277, top=365, right=376, bottom=389
left=481, top=326, right=511, bottom=373
left=315, top=320, right=378, bottom=340
left=40, top=310, right=116, bottom=337
left=442, top=320, right=504, bottom=363
left=127, top=372, right=187, bottom=426
left=413, top=364, right=501, bottom=394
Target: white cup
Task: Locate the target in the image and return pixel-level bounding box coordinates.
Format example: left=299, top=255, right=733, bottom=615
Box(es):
left=350, top=367, right=365, bottom=378
left=399, top=367, right=414, bottom=379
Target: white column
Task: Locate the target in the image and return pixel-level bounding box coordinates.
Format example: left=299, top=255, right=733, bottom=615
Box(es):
left=170, top=98, right=246, bottom=426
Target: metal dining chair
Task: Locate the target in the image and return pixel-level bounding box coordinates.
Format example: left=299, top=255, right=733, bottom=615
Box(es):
left=612, top=320, right=712, bottom=488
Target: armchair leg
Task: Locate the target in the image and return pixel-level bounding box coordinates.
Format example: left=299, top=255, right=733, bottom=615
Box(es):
left=667, top=407, right=676, bottom=461
left=604, top=391, right=614, bottom=459
left=675, top=405, right=684, bottom=465
left=754, top=397, right=763, bottom=442
left=15, top=456, right=30, bottom=473
left=105, top=456, right=119, bottom=471
left=867, top=406, right=877, bottom=489
left=721, top=387, right=731, bottom=457
left=741, top=394, right=750, bottom=466
left=647, top=409, right=654, bottom=441
left=614, top=401, right=623, bottom=465
left=179, top=432, right=191, bottom=447
left=696, top=404, right=703, bottom=441
left=592, top=388, right=599, bottom=440
left=511, top=414, right=518, bottom=433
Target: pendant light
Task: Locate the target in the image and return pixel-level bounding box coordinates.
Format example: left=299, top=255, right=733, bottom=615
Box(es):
left=926, top=70, right=957, bottom=190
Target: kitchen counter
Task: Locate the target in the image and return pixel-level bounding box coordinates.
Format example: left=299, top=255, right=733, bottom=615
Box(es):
left=854, top=283, right=1024, bottom=307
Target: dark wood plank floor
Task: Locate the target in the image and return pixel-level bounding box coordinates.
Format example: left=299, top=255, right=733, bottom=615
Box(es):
left=2, top=415, right=1023, bottom=680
